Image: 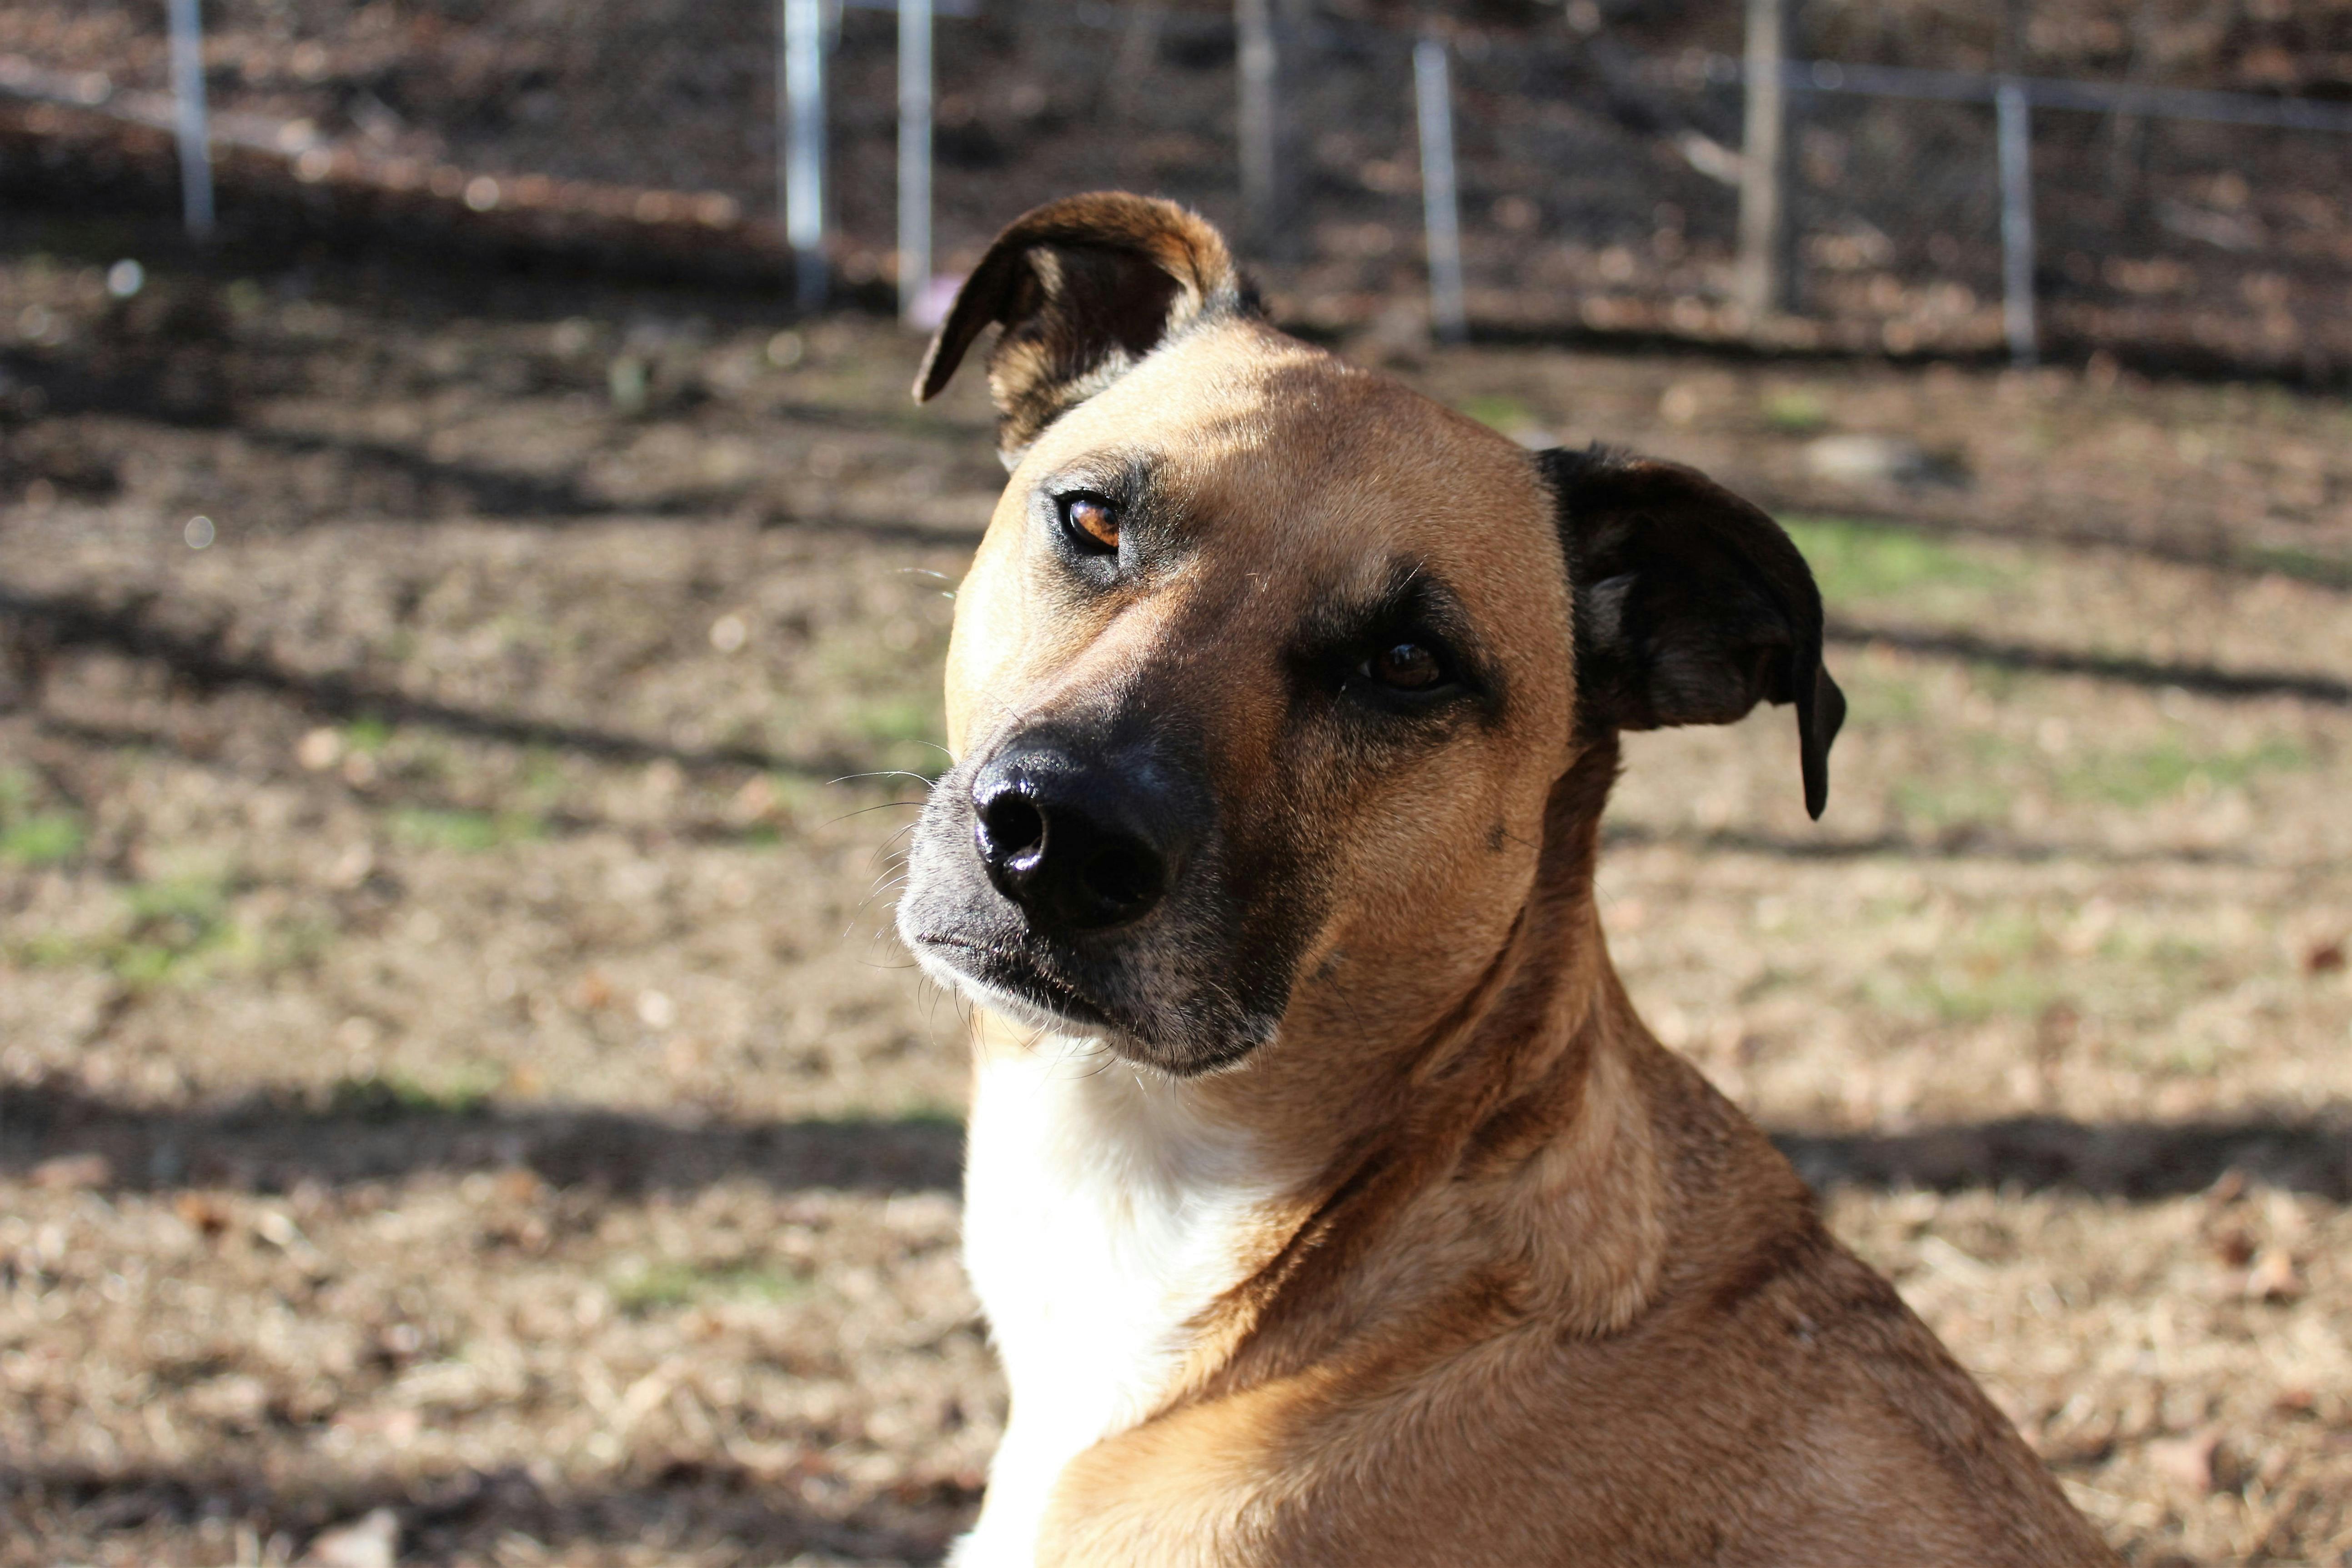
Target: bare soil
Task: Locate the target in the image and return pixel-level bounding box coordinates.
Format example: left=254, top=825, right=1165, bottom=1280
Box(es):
left=2, top=226, right=2350, bottom=1565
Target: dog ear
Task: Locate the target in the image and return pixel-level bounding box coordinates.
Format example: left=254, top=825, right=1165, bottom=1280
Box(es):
left=914, top=192, right=1252, bottom=459
left=1538, top=445, right=1846, bottom=820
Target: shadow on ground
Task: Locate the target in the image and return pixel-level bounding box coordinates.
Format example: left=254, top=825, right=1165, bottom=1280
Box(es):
left=1, top=586, right=866, bottom=780
left=1776, top=1114, right=2352, bottom=1202
left=5, top=1458, right=967, bottom=1566
left=9, top=1082, right=2347, bottom=1202
left=1, top=1082, right=963, bottom=1196
left=1830, top=617, right=2352, bottom=706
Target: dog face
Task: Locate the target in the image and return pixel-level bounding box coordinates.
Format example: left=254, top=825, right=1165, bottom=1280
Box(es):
left=897, top=195, right=1842, bottom=1076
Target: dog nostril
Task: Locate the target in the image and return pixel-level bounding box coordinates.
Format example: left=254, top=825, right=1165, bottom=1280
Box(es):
left=971, top=760, right=1184, bottom=930
left=979, top=795, right=1046, bottom=861
left=1080, top=838, right=1163, bottom=915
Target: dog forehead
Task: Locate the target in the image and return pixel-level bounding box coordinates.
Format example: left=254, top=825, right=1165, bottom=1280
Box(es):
left=1023, top=322, right=1565, bottom=606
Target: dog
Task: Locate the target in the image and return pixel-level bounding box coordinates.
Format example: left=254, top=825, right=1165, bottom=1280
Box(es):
left=896, top=193, right=2117, bottom=1567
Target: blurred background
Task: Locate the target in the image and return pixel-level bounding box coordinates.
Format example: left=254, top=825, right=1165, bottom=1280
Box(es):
left=1, top=1, right=2349, bottom=1564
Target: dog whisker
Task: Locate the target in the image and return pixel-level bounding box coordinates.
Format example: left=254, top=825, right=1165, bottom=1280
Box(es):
left=827, top=769, right=941, bottom=789
left=821, top=798, right=930, bottom=830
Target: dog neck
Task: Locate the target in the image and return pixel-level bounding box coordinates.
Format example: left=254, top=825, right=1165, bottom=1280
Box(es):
left=962, top=741, right=1670, bottom=1434
left=1170, top=738, right=1669, bottom=1380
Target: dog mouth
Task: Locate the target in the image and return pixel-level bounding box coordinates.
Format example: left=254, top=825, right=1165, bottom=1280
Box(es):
left=911, top=930, right=1279, bottom=1077
left=910, top=933, right=1126, bottom=1039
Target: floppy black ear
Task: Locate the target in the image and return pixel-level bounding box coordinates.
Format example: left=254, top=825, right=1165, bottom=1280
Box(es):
left=914, top=192, right=1254, bottom=460
left=1538, top=445, right=1846, bottom=820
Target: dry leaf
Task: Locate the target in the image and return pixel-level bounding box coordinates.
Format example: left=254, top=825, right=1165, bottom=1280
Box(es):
left=2246, top=1246, right=2305, bottom=1303
left=30, top=1152, right=111, bottom=1190
left=2147, top=1429, right=2220, bottom=1494
left=298, top=1507, right=399, bottom=1568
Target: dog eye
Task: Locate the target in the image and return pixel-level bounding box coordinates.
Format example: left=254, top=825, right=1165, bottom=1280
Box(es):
left=1057, top=493, right=1121, bottom=554
left=1362, top=641, right=1447, bottom=691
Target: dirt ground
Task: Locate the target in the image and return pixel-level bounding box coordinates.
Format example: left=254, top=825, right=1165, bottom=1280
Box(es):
left=2, top=222, right=2350, bottom=1567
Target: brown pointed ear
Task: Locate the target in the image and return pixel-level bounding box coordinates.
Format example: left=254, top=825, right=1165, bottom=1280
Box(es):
left=913, top=192, right=1253, bottom=459
left=1538, top=445, right=1846, bottom=820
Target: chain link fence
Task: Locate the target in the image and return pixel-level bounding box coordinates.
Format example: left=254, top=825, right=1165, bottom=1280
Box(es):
left=6, top=0, right=2351, bottom=376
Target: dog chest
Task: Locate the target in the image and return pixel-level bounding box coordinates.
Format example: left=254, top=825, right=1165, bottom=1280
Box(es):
left=956, top=1042, right=1281, bottom=1560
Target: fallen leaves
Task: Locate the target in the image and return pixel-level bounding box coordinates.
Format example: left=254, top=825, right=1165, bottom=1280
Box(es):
left=28, top=1151, right=110, bottom=1190
left=2146, top=1428, right=2222, bottom=1495
left=297, top=1507, right=399, bottom=1568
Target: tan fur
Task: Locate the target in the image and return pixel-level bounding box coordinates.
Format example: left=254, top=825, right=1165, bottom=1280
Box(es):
left=914, top=196, right=2118, bottom=1567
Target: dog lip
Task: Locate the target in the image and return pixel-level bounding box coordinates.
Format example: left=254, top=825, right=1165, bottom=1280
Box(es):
left=911, top=932, right=1120, bottom=1032
left=911, top=931, right=1274, bottom=1077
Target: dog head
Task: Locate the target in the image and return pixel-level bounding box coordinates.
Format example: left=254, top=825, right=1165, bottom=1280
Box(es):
left=897, top=194, right=1843, bottom=1076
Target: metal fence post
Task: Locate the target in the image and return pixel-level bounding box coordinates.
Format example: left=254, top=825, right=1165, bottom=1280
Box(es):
left=1112, top=3, right=1164, bottom=109
left=1996, top=77, right=2037, bottom=367
left=1735, top=0, right=1789, bottom=318
left=1414, top=34, right=1467, bottom=344
left=166, top=0, right=215, bottom=239
left=897, top=0, right=932, bottom=323
left=781, top=0, right=827, bottom=312
left=1236, top=0, right=1279, bottom=254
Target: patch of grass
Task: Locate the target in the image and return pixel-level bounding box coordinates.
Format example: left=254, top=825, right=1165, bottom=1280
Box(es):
left=1760, top=388, right=1830, bottom=435
left=0, top=811, right=85, bottom=865
left=1889, top=736, right=2023, bottom=831
left=328, top=1068, right=499, bottom=1121
left=1875, top=911, right=2063, bottom=1022
left=388, top=739, right=453, bottom=786
left=2160, top=1039, right=2225, bottom=1075
left=1780, top=517, right=2008, bottom=608
left=520, top=748, right=568, bottom=799
left=1890, top=777, right=2015, bottom=832
left=343, top=716, right=394, bottom=753
left=1965, top=908, right=2044, bottom=961
left=1962, top=661, right=2032, bottom=701
left=108, top=877, right=241, bottom=986
left=1866, top=949, right=2063, bottom=1025
left=1919, top=967, right=2067, bottom=1024
left=2233, top=544, right=2352, bottom=590
left=12, top=872, right=342, bottom=984
left=1838, top=670, right=1925, bottom=724
left=15, top=932, right=83, bottom=967
left=1458, top=393, right=1540, bottom=434
left=812, top=626, right=898, bottom=679
left=2098, top=929, right=2211, bottom=968
left=0, top=769, right=85, bottom=865
left=772, top=771, right=849, bottom=817
left=390, top=807, right=543, bottom=853
left=611, top=1258, right=810, bottom=1317
left=2059, top=736, right=2308, bottom=807
left=848, top=696, right=944, bottom=753
left=1735, top=965, right=1799, bottom=1003
left=261, top=915, right=338, bottom=972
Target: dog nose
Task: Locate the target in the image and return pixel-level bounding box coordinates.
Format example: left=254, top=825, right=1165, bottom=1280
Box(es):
left=970, top=745, right=1198, bottom=932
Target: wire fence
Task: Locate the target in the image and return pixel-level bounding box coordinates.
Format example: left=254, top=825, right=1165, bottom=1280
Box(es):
left=8, top=0, right=2352, bottom=378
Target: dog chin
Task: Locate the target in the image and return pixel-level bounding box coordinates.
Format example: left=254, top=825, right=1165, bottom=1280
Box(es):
left=909, top=937, right=1118, bottom=1038
left=913, top=944, right=1100, bottom=1037
left=908, top=938, right=1270, bottom=1077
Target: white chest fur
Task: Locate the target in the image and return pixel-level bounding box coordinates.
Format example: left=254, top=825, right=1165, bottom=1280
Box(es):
left=950, top=1037, right=1280, bottom=1567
